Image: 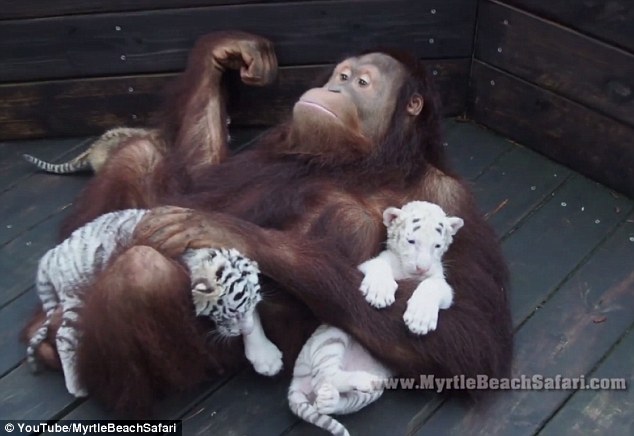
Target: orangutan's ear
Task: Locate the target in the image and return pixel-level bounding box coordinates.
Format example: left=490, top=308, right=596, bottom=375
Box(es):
left=406, top=93, right=424, bottom=116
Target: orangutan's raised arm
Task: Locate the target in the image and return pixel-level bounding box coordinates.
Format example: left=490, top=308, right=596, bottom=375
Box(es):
left=168, top=32, right=277, bottom=173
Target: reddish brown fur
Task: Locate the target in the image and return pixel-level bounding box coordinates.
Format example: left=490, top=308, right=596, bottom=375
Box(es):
left=26, top=32, right=512, bottom=417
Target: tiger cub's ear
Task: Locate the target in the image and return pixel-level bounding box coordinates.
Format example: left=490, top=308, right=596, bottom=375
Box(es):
left=383, top=207, right=402, bottom=227
left=447, top=217, right=464, bottom=235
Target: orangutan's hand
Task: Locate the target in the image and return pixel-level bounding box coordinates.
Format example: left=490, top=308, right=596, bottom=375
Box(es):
left=133, top=206, right=251, bottom=258
left=196, top=31, right=277, bottom=86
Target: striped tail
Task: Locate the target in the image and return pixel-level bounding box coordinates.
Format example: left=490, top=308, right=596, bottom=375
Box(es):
left=23, top=150, right=90, bottom=174
left=26, top=323, right=50, bottom=372
left=288, top=389, right=350, bottom=436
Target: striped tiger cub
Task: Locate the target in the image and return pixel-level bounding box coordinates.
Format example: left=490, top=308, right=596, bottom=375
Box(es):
left=23, top=127, right=157, bottom=174
left=288, top=325, right=392, bottom=436
left=27, top=209, right=282, bottom=397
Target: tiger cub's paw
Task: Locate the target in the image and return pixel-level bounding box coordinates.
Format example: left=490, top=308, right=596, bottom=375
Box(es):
left=316, top=383, right=340, bottom=415
left=246, top=340, right=283, bottom=376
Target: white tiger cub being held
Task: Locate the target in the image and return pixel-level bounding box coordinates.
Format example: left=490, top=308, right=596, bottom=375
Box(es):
left=358, top=200, right=464, bottom=335
left=28, top=209, right=282, bottom=398
left=287, top=201, right=462, bottom=436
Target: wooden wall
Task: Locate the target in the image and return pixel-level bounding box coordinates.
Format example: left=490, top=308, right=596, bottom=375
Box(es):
left=470, top=0, right=634, bottom=197
left=0, top=0, right=475, bottom=140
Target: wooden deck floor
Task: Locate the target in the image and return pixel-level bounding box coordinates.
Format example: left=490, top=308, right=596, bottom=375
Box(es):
left=0, top=120, right=632, bottom=435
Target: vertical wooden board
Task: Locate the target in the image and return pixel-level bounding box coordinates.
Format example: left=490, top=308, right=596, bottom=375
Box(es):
left=539, top=329, right=634, bottom=436
left=476, top=1, right=634, bottom=127
left=0, top=212, right=70, bottom=308
left=470, top=61, right=634, bottom=198
left=0, top=0, right=476, bottom=82
left=503, top=0, right=634, bottom=52
left=415, top=213, right=634, bottom=436
left=0, top=290, right=38, bottom=377
left=442, top=120, right=513, bottom=180
left=501, top=175, right=633, bottom=327
left=180, top=370, right=296, bottom=436
left=0, top=365, right=79, bottom=420
left=474, top=146, right=571, bottom=237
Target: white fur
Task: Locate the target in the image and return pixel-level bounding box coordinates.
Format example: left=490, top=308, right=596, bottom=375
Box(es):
left=288, top=325, right=391, bottom=436
left=358, top=201, right=463, bottom=334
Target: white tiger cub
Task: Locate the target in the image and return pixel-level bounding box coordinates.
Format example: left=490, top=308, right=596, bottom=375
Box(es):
left=358, top=200, right=464, bottom=334
left=287, top=201, right=462, bottom=436
left=28, top=209, right=282, bottom=397
left=288, top=325, right=391, bottom=436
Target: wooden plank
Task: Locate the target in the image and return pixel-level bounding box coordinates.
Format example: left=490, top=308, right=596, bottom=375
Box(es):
left=502, top=174, right=633, bottom=327
left=0, top=364, right=79, bottom=420
left=0, top=59, right=469, bottom=140
left=285, top=391, right=440, bottom=436
left=539, top=328, right=634, bottom=436
left=0, top=212, right=73, bottom=308
left=0, top=290, right=39, bottom=377
left=0, top=138, right=91, bottom=194
left=61, top=379, right=228, bottom=421
left=470, top=61, right=634, bottom=198
left=0, top=171, right=87, bottom=247
left=0, top=1, right=322, bottom=20
left=443, top=120, right=514, bottom=180
left=503, top=0, right=634, bottom=52
left=474, top=145, right=571, bottom=237
left=476, top=1, right=634, bottom=127
left=414, top=211, right=634, bottom=436
left=181, top=370, right=296, bottom=435
left=0, top=0, right=475, bottom=83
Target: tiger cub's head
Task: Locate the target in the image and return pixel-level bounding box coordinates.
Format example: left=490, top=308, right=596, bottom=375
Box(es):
left=182, top=248, right=261, bottom=337
left=383, top=201, right=463, bottom=277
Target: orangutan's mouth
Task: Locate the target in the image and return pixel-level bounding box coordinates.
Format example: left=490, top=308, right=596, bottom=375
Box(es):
left=297, top=100, right=338, bottom=119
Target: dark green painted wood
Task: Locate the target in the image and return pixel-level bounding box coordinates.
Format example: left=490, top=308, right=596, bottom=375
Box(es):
left=0, top=0, right=320, bottom=20
left=180, top=370, right=296, bottom=435
left=286, top=390, right=440, bottom=436
left=502, top=174, right=633, bottom=327
left=539, top=328, right=634, bottom=436
left=477, top=1, right=634, bottom=127
left=0, top=171, right=87, bottom=247
left=0, top=59, right=469, bottom=140
left=0, top=0, right=475, bottom=82
left=0, top=138, right=91, bottom=194
left=0, top=364, right=79, bottom=420
left=443, top=120, right=514, bottom=180
left=470, top=61, right=634, bottom=198
left=474, top=145, right=571, bottom=237
left=62, top=378, right=229, bottom=421
left=0, top=212, right=72, bottom=308
left=503, top=0, right=634, bottom=52
left=0, top=290, right=39, bottom=377
left=415, top=212, right=634, bottom=436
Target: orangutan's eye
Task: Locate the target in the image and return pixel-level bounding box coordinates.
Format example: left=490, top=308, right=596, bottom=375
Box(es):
left=358, top=78, right=368, bottom=87
left=340, top=73, right=349, bottom=81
